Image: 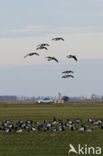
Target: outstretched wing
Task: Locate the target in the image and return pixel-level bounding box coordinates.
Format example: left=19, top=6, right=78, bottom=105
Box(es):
left=52, top=37, right=64, bottom=41
left=33, top=52, right=39, bottom=56
left=62, top=71, right=74, bottom=74
left=67, top=55, right=77, bottom=61
left=43, top=47, right=48, bottom=50
left=69, top=75, right=74, bottom=78
left=73, top=56, right=77, bottom=61
left=24, top=54, right=29, bottom=58
left=37, top=43, right=49, bottom=47
left=46, top=57, right=59, bottom=63
left=53, top=57, right=59, bottom=63
left=62, top=75, right=74, bottom=78
left=24, top=52, right=39, bottom=58
left=36, top=46, right=48, bottom=50
left=59, top=37, right=64, bottom=41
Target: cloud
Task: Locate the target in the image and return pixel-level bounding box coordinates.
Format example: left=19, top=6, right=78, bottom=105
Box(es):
left=9, top=25, right=47, bottom=33
left=7, top=25, right=103, bottom=36
left=50, top=26, right=103, bottom=34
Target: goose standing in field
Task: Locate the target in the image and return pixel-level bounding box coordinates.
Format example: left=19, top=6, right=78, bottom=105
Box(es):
left=62, top=75, right=74, bottom=78
left=74, top=118, right=82, bottom=124
left=52, top=37, right=64, bottom=41
left=66, top=119, right=73, bottom=125
left=88, top=118, right=93, bottom=123
left=71, top=125, right=76, bottom=131
left=62, top=70, right=74, bottom=74
left=1, top=118, right=103, bottom=133
left=32, top=127, right=37, bottom=131
left=78, top=126, right=86, bottom=132
left=85, top=128, right=93, bottom=132
left=3, top=127, right=11, bottom=133
left=101, top=126, right=103, bottom=130
left=93, top=119, right=102, bottom=124
left=15, top=128, right=23, bottom=133
left=24, top=52, right=39, bottom=58
left=46, top=56, right=59, bottom=63
left=26, top=120, right=33, bottom=125
left=66, top=55, right=77, bottom=61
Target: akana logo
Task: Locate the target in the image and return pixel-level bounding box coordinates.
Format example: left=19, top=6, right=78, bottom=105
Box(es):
left=68, top=144, right=102, bottom=155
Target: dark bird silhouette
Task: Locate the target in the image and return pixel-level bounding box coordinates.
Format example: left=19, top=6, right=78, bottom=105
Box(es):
left=62, top=71, right=74, bottom=74
left=52, top=37, right=64, bottom=41
left=46, top=56, right=59, bottom=63
left=66, top=55, right=77, bottom=61
left=36, top=46, right=48, bottom=50
left=62, top=75, right=74, bottom=78
left=37, top=43, right=50, bottom=47
left=24, top=52, right=39, bottom=58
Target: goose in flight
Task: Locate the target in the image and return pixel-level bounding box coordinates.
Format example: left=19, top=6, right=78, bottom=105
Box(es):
left=62, top=75, right=74, bottom=78
left=24, top=52, right=39, bottom=58
left=46, top=56, right=59, bottom=63
left=37, top=43, right=50, bottom=47
left=52, top=37, right=64, bottom=41
left=62, top=71, right=74, bottom=74
left=36, top=46, right=48, bottom=50
left=66, top=55, right=77, bottom=61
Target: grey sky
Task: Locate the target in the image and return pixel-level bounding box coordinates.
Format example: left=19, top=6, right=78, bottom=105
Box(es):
left=0, top=0, right=103, bottom=97
left=0, top=0, right=103, bottom=37
left=0, top=60, right=102, bottom=97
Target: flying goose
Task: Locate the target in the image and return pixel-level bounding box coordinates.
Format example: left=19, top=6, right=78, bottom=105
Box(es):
left=66, top=55, right=77, bottom=61
left=37, top=43, right=50, bottom=47
left=24, top=52, right=39, bottom=58
left=62, top=71, right=74, bottom=74
left=36, top=46, right=48, bottom=50
left=46, top=56, right=59, bottom=63
left=62, top=75, right=74, bottom=78
left=52, top=37, right=64, bottom=41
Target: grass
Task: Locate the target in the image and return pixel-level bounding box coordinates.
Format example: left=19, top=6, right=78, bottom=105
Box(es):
left=0, top=101, right=103, bottom=156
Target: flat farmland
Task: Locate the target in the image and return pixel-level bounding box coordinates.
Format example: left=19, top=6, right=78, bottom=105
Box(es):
left=0, top=101, right=103, bottom=156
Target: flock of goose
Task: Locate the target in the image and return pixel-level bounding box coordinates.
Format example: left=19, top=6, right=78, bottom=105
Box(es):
left=24, top=37, right=78, bottom=79
left=1, top=117, right=103, bottom=133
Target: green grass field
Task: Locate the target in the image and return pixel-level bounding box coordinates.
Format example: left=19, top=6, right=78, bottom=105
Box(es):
left=0, top=101, right=103, bottom=156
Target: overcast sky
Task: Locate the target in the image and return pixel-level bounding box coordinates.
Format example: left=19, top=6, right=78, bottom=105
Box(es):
left=0, top=0, right=103, bottom=97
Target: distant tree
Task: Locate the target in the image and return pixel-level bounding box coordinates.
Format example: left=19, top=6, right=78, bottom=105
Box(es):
left=62, top=96, right=69, bottom=102
left=0, top=96, right=17, bottom=101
